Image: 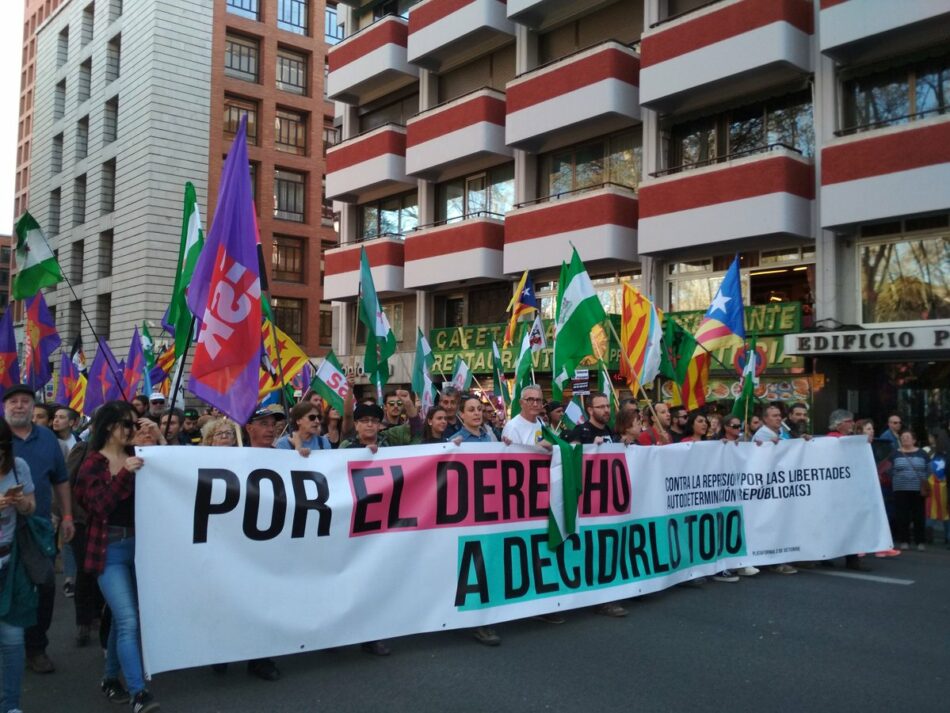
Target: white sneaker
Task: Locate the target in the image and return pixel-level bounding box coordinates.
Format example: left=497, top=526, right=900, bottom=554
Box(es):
left=736, top=566, right=760, bottom=576
left=916, top=543, right=926, bottom=551
left=712, top=570, right=740, bottom=583
left=771, top=564, right=798, bottom=575
left=898, top=542, right=909, bottom=550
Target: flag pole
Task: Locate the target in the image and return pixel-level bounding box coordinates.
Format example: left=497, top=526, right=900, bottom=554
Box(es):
left=164, top=316, right=194, bottom=441
left=604, top=317, right=667, bottom=439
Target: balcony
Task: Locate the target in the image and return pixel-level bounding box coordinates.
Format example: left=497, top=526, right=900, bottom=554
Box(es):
left=327, top=16, right=418, bottom=105
left=640, top=0, right=812, bottom=114
left=325, top=124, right=414, bottom=204
left=821, top=115, right=950, bottom=229
left=638, top=146, right=814, bottom=255
left=404, top=215, right=505, bottom=288
left=408, top=0, right=515, bottom=73
left=506, top=41, right=640, bottom=152
left=324, top=238, right=405, bottom=301
left=820, top=0, right=950, bottom=62
left=406, top=88, right=510, bottom=179
left=507, top=0, right=617, bottom=30
left=503, top=184, right=638, bottom=273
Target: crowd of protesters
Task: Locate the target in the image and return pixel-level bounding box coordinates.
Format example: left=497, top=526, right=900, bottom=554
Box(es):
left=0, top=379, right=946, bottom=713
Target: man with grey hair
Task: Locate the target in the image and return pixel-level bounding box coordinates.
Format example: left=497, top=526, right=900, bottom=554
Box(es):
left=501, top=385, right=549, bottom=447
left=827, top=409, right=855, bottom=436
left=4, top=384, right=74, bottom=673
left=439, top=385, right=463, bottom=438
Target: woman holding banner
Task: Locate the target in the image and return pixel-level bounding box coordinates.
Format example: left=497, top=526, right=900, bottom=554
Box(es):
left=74, top=401, right=160, bottom=713
left=452, top=395, right=497, bottom=443
left=277, top=403, right=331, bottom=453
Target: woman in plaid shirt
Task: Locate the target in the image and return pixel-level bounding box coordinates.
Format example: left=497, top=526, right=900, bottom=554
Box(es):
left=75, top=402, right=160, bottom=713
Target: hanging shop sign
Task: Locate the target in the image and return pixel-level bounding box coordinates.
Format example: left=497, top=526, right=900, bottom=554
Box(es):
left=784, top=324, right=950, bottom=356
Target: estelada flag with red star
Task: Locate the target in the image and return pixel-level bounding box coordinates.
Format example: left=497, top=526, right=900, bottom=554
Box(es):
left=0, top=305, right=21, bottom=398
left=23, top=292, right=61, bottom=391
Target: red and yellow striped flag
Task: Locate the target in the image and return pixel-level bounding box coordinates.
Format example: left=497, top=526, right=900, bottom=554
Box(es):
left=678, top=352, right=710, bottom=411
left=619, top=284, right=663, bottom=388
left=259, top=321, right=308, bottom=399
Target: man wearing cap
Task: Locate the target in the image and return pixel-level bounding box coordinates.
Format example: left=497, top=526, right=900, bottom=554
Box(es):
left=4, top=384, right=74, bottom=674
left=340, top=389, right=421, bottom=450
left=147, top=392, right=166, bottom=418
left=181, top=409, right=202, bottom=445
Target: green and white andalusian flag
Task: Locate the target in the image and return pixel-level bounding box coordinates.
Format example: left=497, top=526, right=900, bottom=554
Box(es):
left=12, top=212, right=63, bottom=299
left=358, top=248, right=396, bottom=398
left=166, top=182, right=205, bottom=359
left=491, top=337, right=511, bottom=412
left=311, top=350, right=348, bottom=416
left=552, top=248, right=607, bottom=400
left=412, top=329, right=438, bottom=413
left=561, top=396, right=586, bottom=431
left=451, top=358, right=472, bottom=391
left=542, top=423, right=583, bottom=549
left=510, top=327, right=535, bottom=418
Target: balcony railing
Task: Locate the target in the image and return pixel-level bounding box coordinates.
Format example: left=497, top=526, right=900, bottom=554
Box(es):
left=834, top=107, right=949, bottom=137
left=514, top=182, right=636, bottom=209
left=411, top=211, right=505, bottom=231
left=651, top=143, right=803, bottom=178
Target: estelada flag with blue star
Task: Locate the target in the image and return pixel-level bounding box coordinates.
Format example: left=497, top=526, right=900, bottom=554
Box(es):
left=693, top=254, right=746, bottom=354
left=503, top=271, right=539, bottom=347
left=0, top=305, right=21, bottom=398
left=23, top=292, right=61, bottom=391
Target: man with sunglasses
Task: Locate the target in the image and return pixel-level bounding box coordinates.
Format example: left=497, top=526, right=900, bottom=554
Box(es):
left=669, top=406, right=689, bottom=443
left=723, top=417, right=744, bottom=443
left=381, top=390, right=407, bottom=432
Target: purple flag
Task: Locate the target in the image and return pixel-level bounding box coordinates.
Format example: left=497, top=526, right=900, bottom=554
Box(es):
left=122, top=327, right=146, bottom=398
left=185, top=116, right=262, bottom=423
left=23, top=293, right=62, bottom=391
left=0, top=306, right=21, bottom=398
left=83, top=339, right=124, bottom=414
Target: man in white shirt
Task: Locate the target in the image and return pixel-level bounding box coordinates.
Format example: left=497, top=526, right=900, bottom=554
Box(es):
left=501, top=385, right=548, bottom=446
left=52, top=406, right=79, bottom=457
left=752, top=404, right=784, bottom=443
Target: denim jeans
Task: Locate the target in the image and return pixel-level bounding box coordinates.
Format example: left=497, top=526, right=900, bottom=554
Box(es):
left=97, top=537, right=145, bottom=695
left=0, top=618, right=24, bottom=712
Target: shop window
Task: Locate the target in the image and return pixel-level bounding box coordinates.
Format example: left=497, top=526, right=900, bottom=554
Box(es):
left=860, top=234, right=950, bottom=324
left=538, top=129, right=641, bottom=199
left=842, top=50, right=950, bottom=134
left=224, top=95, right=258, bottom=144
left=436, top=164, right=514, bottom=223
left=359, top=192, right=418, bottom=241
left=272, top=235, right=304, bottom=282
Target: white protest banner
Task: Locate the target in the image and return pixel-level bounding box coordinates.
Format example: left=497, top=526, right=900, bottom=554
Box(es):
left=135, top=437, right=890, bottom=674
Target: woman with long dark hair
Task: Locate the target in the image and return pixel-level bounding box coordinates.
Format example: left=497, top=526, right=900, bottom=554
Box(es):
left=0, top=418, right=36, bottom=713
left=422, top=406, right=449, bottom=444
left=74, top=401, right=160, bottom=712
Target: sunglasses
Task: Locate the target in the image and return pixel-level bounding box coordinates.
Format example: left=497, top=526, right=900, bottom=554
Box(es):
left=305, top=413, right=320, bottom=421
left=726, top=422, right=741, bottom=428
left=386, top=400, right=402, bottom=407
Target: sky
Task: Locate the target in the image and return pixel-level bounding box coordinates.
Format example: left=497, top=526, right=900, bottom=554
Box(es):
left=1, top=2, right=26, bottom=233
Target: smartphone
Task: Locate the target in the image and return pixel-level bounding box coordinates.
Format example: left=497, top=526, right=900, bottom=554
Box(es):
left=4, top=484, right=24, bottom=498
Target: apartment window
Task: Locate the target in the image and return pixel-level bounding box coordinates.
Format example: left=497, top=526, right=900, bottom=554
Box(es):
left=842, top=50, right=950, bottom=134
left=82, top=3, right=95, bottom=46
left=49, top=189, right=61, bottom=236
left=101, top=159, right=116, bottom=214
left=272, top=235, right=304, bottom=282
left=78, top=59, right=92, bottom=102
left=277, top=0, right=309, bottom=35
left=57, top=27, right=69, bottom=67
left=71, top=239, right=85, bottom=284
left=321, top=181, right=333, bottom=223
left=539, top=129, right=642, bottom=198
left=668, top=89, right=814, bottom=171
left=223, top=95, right=258, bottom=144
left=51, top=133, right=63, bottom=173
left=319, top=305, right=332, bottom=347
left=67, top=300, right=82, bottom=343
left=54, top=80, right=66, bottom=120
left=104, top=96, right=118, bottom=143
left=357, top=302, right=404, bottom=343
left=106, top=35, right=121, bottom=83
left=76, top=116, right=89, bottom=159
left=360, top=192, right=418, bottom=241
left=275, top=108, right=307, bottom=155
left=860, top=232, right=950, bottom=324
left=248, top=161, right=258, bottom=201
left=73, top=175, right=87, bottom=226
left=373, top=0, right=411, bottom=20
left=99, top=229, right=113, bottom=277
left=273, top=169, right=306, bottom=222
left=437, top=164, right=514, bottom=223
left=359, top=93, right=418, bottom=133
left=225, top=34, right=260, bottom=83
left=226, top=0, right=259, bottom=21
left=322, top=123, right=339, bottom=156
left=272, top=297, right=305, bottom=344
left=276, top=48, right=307, bottom=94
left=325, top=5, right=343, bottom=45
left=109, top=0, right=123, bottom=21
left=96, top=293, right=111, bottom=341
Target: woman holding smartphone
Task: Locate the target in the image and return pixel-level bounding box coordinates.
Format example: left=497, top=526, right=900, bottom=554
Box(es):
left=74, top=402, right=160, bottom=713
left=0, top=418, right=36, bottom=713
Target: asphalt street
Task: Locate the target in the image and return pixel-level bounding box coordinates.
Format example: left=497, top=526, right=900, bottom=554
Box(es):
left=23, top=548, right=950, bottom=713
